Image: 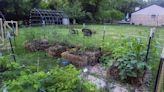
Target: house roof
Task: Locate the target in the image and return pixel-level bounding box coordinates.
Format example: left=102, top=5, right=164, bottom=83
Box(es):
left=132, top=5, right=164, bottom=15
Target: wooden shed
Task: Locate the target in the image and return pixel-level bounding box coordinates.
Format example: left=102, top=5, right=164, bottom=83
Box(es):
left=131, top=5, right=164, bottom=26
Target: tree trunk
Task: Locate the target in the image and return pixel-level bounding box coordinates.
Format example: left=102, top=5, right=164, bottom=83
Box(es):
left=73, top=19, right=76, bottom=24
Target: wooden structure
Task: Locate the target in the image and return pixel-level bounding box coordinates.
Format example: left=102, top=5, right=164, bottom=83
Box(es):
left=131, top=5, right=164, bottom=26
left=0, top=11, right=6, bottom=21
left=0, top=18, right=18, bottom=49
left=4, top=20, right=18, bottom=36
left=154, top=47, right=164, bottom=92
left=0, top=18, right=4, bottom=45
left=30, top=8, right=65, bottom=26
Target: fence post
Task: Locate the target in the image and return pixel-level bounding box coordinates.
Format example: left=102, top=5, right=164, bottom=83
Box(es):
left=145, top=28, right=156, bottom=62
left=0, top=18, right=4, bottom=45
left=154, top=47, right=164, bottom=92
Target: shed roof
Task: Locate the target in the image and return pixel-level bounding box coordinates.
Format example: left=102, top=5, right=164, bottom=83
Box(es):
left=132, top=5, right=164, bottom=15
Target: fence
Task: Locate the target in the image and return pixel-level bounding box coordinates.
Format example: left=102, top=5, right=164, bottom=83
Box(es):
left=154, top=47, right=164, bottom=92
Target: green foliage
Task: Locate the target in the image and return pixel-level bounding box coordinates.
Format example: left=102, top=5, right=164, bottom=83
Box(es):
left=109, top=37, right=151, bottom=81
left=79, top=82, right=98, bottom=92
left=42, top=65, right=80, bottom=92
left=1, top=0, right=144, bottom=22
left=3, top=65, right=98, bottom=92
left=116, top=58, right=149, bottom=80
left=110, top=9, right=124, bottom=20
left=50, top=0, right=85, bottom=19
left=0, top=56, right=19, bottom=71
left=5, top=71, right=47, bottom=92
left=113, top=37, right=146, bottom=60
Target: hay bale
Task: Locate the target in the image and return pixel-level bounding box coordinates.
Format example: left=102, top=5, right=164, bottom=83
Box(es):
left=24, top=40, right=49, bottom=51
left=61, top=51, right=88, bottom=67
left=47, top=45, right=67, bottom=57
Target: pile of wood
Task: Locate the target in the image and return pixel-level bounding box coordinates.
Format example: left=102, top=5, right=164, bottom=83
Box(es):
left=24, top=40, right=49, bottom=51
left=47, top=45, right=67, bottom=57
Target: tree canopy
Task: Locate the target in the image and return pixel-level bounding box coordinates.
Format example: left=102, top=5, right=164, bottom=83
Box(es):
left=0, top=0, right=158, bottom=23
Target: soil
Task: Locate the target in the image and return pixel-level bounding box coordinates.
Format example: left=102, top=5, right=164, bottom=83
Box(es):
left=107, top=63, right=152, bottom=91
left=81, top=64, right=150, bottom=92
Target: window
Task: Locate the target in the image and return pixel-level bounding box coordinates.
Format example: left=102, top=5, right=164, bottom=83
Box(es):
left=151, top=14, right=156, bottom=19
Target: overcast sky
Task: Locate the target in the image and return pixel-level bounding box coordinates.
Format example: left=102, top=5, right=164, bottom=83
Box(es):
left=143, top=0, right=148, bottom=2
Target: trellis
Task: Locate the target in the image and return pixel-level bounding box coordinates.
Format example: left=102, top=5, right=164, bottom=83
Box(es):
left=30, top=8, right=64, bottom=26
left=0, top=11, right=6, bottom=21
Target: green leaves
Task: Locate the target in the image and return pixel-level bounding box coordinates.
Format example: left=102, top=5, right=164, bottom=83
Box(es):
left=0, top=56, right=20, bottom=71
left=108, top=36, right=153, bottom=81
left=4, top=65, right=98, bottom=92
left=117, top=60, right=149, bottom=80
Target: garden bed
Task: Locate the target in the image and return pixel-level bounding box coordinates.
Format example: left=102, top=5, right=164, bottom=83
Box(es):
left=24, top=40, right=50, bottom=51
left=61, top=48, right=102, bottom=67
left=107, top=62, right=152, bottom=88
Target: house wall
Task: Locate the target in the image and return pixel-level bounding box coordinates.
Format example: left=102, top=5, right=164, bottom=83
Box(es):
left=131, top=14, right=164, bottom=26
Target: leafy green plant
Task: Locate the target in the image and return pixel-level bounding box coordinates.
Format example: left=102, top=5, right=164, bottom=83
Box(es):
left=42, top=65, right=80, bottom=92
left=5, top=71, right=47, bottom=92
left=79, top=82, right=99, bottom=92
left=4, top=65, right=98, bottom=92
left=116, top=58, right=150, bottom=80
left=0, top=56, right=19, bottom=72
left=109, top=37, right=151, bottom=82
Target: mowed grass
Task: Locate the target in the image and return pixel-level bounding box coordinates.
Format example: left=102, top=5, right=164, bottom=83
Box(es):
left=14, top=24, right=164, bottom=91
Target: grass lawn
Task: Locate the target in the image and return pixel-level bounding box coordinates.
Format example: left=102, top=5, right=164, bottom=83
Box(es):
left=7, top=24, right=164, bottom=91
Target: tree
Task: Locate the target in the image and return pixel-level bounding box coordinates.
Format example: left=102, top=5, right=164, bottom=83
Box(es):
left=95, top=0, right=124, bottom=23
left=0, top=0, right=42, bottom=21
left=109, top=0, right=144, bottom=14
left=49, top=0, right=85, bottom=24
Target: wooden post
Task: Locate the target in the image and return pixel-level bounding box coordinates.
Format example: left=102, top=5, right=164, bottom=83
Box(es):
left=0, top=18, right=4, bottom=45
left=154, top=47, right=164, bottom=92
left=4, top=21, right=18, bottom=36
left=102, top=25, right=106, bottom=47
left=145, top=28, right=156, bottom=62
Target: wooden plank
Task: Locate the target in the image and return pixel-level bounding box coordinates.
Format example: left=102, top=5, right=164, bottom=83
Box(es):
left=0, top=18, right=4, bottom=45
left=4, top=21, right=18, bottom=35
left=154, top=47, right=164, bottom=92
left=161, top=47, right=164, bottom=59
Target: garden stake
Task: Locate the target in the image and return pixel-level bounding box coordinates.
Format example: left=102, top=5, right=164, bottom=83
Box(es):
left=83, top=23, right=85, bottom=28
left=11, top=20, right=16, bottom=46
left=42, top=20, right=47, bottom=57
left=37, top=53, right=40, bottom=72
left=102, top=25, right=106, bottom=47
left=7, top=32, right=16, bottom=62
left=144, top=28, right=155, bottom=63
left=154, top=47, right=164, bottom=92
left=42, top=20, right=46, bottom=39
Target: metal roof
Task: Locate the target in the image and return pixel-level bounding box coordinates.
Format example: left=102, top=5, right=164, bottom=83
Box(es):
left=132, top=5, right=164, bottom=15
